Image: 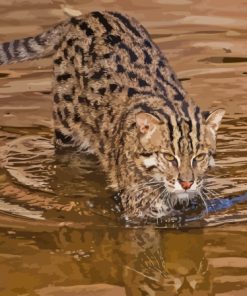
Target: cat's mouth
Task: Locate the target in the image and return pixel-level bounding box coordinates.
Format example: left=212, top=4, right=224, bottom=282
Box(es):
left=165, top=190, right=198, bottom=209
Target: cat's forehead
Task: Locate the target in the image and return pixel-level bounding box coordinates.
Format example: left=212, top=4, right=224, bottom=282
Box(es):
left=160, top=113, right=206, bottom=155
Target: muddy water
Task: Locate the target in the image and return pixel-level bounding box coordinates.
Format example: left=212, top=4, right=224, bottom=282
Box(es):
left=1, top=0, right=247, bottom=295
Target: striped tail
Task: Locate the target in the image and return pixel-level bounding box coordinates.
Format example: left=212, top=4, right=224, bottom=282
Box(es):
left=0, top=20, right=71, bottom=65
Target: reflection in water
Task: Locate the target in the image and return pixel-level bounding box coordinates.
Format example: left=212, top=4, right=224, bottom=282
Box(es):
left=0, top=227, right=206, bottom=295
left=1, top=225, right=247, bottom=296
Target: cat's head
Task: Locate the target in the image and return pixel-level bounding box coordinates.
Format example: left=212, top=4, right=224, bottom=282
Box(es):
left=122, top=104, right=225, bottom=218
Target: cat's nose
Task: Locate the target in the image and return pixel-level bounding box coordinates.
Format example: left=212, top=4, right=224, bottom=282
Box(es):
left=179, top=180, right=193, bottom=190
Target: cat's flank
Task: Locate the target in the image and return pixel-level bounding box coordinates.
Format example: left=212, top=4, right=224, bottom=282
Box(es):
left=0, top=11, right=224, bottom=219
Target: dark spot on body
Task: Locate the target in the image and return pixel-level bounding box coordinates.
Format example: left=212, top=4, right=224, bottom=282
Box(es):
left=156, top=68, right=165, bottom=82
left=74, top=111, right=81, bottom=123
left=99, top=139, right=105, bottom=154
left=93, top=101, right=100, bottom=110
left=91, top=68, right=105, bottom=79
left=67, top=38, right=75, bottom=46
left=92, top=11, right=113, bottom=33
left=105, top=34, right=121, bottom=45
left=64, top=107, right=70, bottom=117
left=174, top=93, right=184, bottom=101
left=55, top=129, right=73, bottom=144
left=144, top=39, right=152, bottom=48
left=98, top=87, right=106, bottom=95
left=116, top=64, right=125, bottom=73
left=110, top=83, right=118, bottom=92
left=63, top=94, right=73, bottom=102
left=54, top=57, right=63, bottom=65
left=56, top=73, right=72, bottom=82
left=75, top=70, right=80, bottom=79
left=104, top=130, right=109, bottom=138
left=138, top=78, right=149, bottom=87
left=71, top=17, right=80, bottom=26
left=115, top=55, right=121, bottom=62
left=110, top=12, right=142, bottom=38
left=80, top=22, right=94, bottom=36
left=54, top=93, right=60, bottom=103
left=128, top=71, right=137, bottom=79
left=158, top=59, right=165, bottom=68
left=143, top=50, right=152, bottom=64
left=103, top=53, right=112, bottom=59
left=57, top=109, right=63, bottom=121
left=83, top=76, right=89, bottom=87
left=119, top=43, right=138, bottom=63
left=75, top=45, right=83, bottom=55
left=63, top=48, right=68, bottom=59
left=78, top=95, right=90, bottom=106
left=128, top=88, right=139, bottom=97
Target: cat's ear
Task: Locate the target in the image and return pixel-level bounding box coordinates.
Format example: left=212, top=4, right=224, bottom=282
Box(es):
left=205, top=109, right=225, bottom=134
left=135, top=112, right=161, bottom=134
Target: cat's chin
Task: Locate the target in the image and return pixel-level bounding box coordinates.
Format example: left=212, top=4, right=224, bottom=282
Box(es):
left=168, top=191, right=197, bottom=208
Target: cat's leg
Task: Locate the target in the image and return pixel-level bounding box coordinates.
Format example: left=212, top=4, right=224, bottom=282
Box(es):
left=52, top=50, right=80, bottom=150
left=52, top=55, right=94, bottom=152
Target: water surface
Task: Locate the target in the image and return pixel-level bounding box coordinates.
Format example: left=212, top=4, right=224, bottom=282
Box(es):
left=0, top=0, right=247, bottom=295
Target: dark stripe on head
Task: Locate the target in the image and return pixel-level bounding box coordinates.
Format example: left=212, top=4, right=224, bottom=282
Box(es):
left=162, top=113, right=174, bottom=142
left=109, top=12, right=142, bottom=37
left=92, top=12, right=113, bottom=33
left=177, top=120, right=184, bottom=152
left=181, top=101, right=189, bottom=118
left=194, top=106, right=201, bottom=142
left=185, top=118, right=193, bottom=151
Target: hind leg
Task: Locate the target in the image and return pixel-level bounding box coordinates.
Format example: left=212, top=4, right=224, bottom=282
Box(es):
left=52, top=83, right=76, bottom=150
left=52, top=69, right=94, bottom=152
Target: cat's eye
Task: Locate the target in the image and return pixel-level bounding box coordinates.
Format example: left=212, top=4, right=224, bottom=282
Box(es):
left=194, top=153, right=206, bottom=162
left=163, top=153, right=175, bottom=162
left=140, top=152, right=153, bottom=157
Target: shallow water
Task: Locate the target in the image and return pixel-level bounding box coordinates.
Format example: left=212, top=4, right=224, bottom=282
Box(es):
left=0, top=0, right=247, bottom=295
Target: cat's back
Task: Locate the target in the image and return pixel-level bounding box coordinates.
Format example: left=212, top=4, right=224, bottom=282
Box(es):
left=60, top=11, right=183, bottom=101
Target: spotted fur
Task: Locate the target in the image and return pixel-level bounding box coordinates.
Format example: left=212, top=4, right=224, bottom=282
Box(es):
left=0, top=11, right=225, bottom=219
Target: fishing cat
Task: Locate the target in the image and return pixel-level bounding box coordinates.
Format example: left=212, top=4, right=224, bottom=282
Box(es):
left=0, top=11, right=225, bottom=219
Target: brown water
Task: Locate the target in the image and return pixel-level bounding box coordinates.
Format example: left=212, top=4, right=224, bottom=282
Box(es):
left=1, top=0, right=247, bottom=295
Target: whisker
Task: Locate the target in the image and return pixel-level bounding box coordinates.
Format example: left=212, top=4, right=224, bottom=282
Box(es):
left=198, top=191, right=208, bottom=216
